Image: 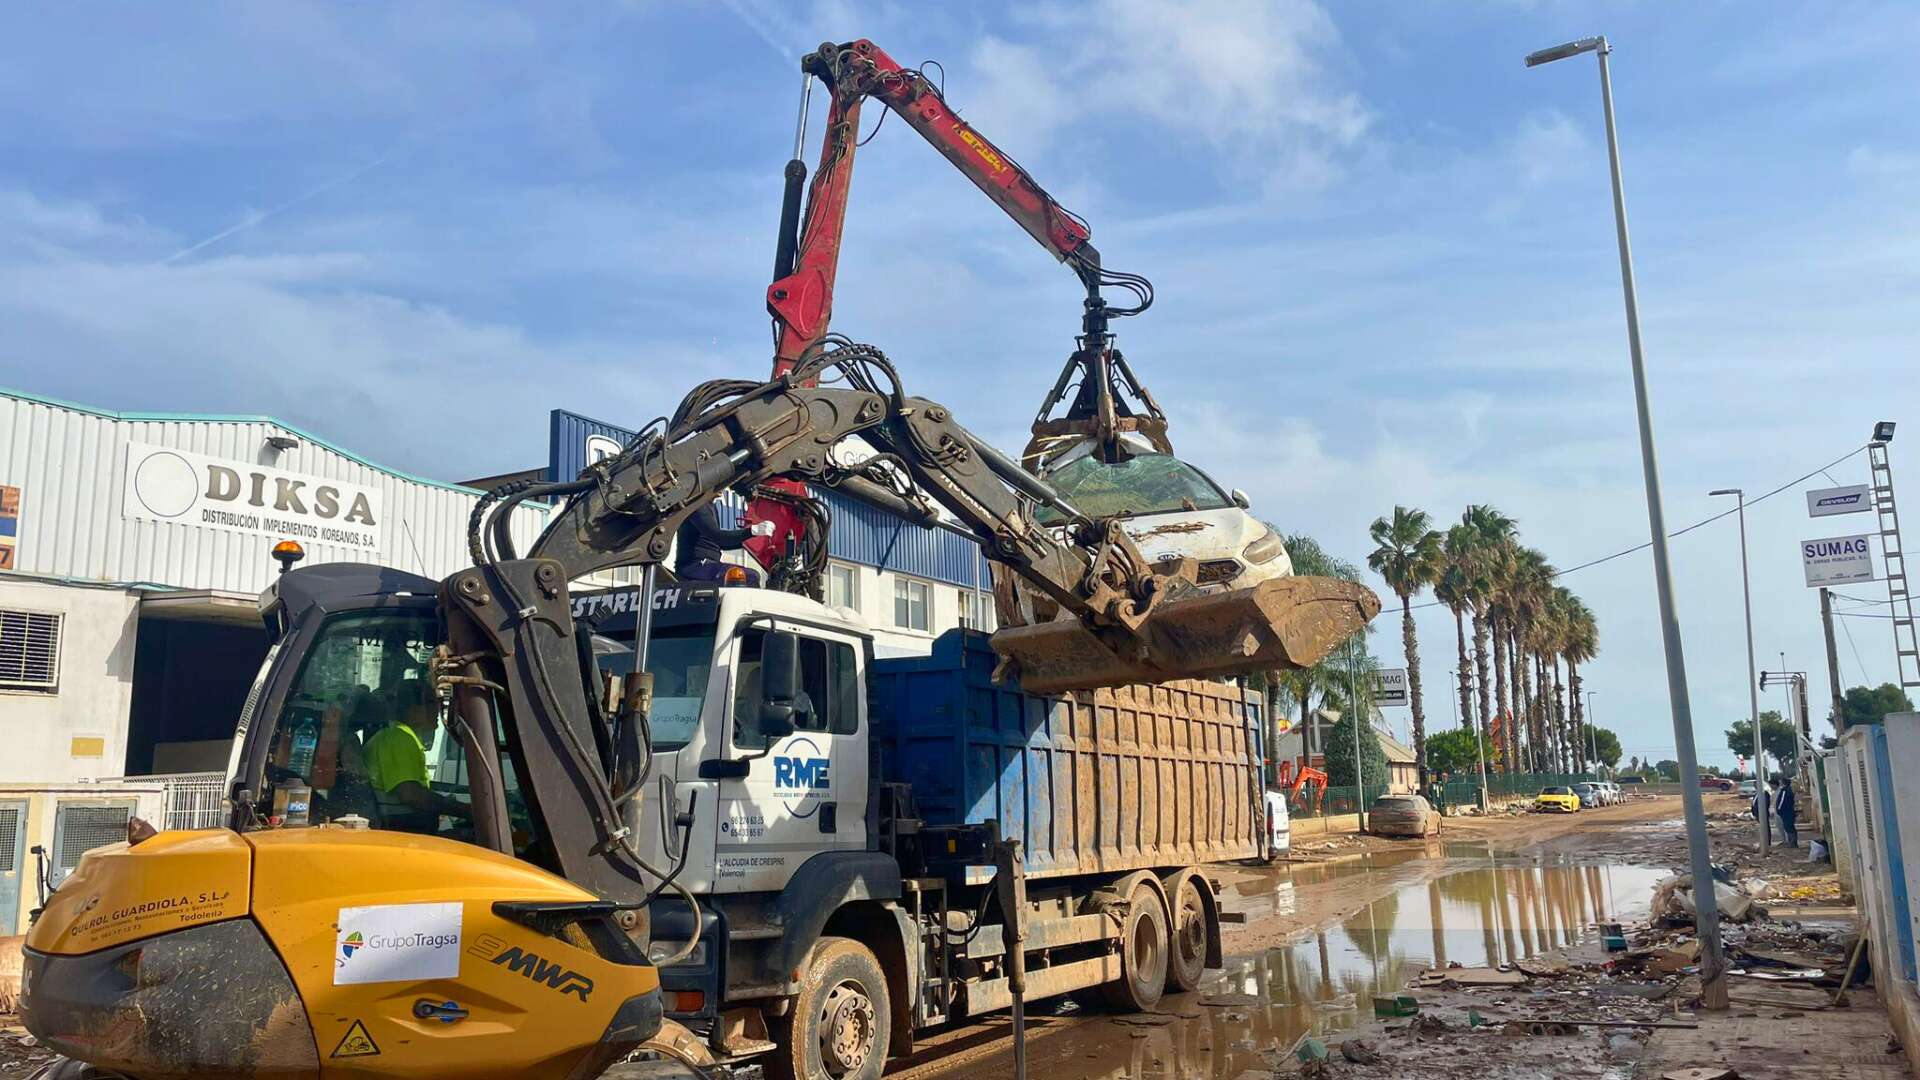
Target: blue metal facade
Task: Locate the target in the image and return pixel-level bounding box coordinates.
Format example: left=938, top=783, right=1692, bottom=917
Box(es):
left=547, top=409, right=991, bottom=588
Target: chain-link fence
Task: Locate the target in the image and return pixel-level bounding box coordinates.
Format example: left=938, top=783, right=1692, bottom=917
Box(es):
left=1288, top=772, right=1599, bottom=819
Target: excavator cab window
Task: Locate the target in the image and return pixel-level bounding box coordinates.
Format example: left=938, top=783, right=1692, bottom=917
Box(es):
left=259, top=610, right=539, bottom=850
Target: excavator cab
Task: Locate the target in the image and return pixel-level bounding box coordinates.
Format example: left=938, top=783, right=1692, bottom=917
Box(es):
left=21, top=563, right=668, bottom=1080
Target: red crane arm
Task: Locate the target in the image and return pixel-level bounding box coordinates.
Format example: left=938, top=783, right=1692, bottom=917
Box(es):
left=767, top=39, right=1097, bottom=374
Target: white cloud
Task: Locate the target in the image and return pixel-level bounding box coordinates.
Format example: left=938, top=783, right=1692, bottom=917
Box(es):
left=963, top=0, right=1370, bottom=189
left=1847, top=144, right=1920, bottom=177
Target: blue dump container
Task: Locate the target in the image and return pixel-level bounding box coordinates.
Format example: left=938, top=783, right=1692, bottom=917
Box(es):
left=869, top=629, right=1264, bottom=880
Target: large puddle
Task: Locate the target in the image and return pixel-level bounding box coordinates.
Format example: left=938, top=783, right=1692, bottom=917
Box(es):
left=1014, top=852, right=1668, bottom=1079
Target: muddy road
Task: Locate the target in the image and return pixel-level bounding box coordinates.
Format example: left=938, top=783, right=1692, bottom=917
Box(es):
left=888, top=797, right=1686, bottom=1080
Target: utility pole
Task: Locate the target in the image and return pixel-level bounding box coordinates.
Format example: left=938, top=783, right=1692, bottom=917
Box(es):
left=1526, top=33, right=1727, bottom=1010
left=1711, top=488, right=1766, bottom=851
left=1347, top=637, right=1368, bottom=834
left=1822, top=588, right=1846, bottom=732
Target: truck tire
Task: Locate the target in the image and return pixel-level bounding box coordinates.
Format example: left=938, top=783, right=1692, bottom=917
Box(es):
left=1101, top=882, right=1170, bottom=1011
left=1165, top=876, right=1209, bottom=992
left=766, top=937, right=892, bottom=1080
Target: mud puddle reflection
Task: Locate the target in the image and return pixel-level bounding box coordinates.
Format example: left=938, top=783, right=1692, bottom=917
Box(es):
left=1030, top=855, right=1667, bottom=1079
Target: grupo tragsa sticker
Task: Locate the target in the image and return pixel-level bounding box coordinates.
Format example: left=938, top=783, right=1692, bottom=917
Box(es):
left=334, top=902, right=462, bottom=985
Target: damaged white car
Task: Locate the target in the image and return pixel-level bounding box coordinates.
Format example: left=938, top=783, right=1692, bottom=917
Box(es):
left=1037, top=443, right=1293, bottom=591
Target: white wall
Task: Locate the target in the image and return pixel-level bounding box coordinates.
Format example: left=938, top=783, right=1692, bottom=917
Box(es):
left=822, top=559, right=991, bottom=658
left=0, top=578, right=139, bottom=783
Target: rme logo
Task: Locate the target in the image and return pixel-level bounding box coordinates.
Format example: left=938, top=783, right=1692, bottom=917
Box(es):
left=774, top=756, right=831, bottom=789
left=468, top=934, right=594, bottom=1002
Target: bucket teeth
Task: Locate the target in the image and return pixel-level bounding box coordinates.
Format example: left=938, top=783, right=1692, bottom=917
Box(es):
left=990, top=575, right=1381, bottom=694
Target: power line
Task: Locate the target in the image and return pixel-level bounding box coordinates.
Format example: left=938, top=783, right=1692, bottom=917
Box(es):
left=1408, top=442, right=1870, bottom=610
left=1838, top=608, right=1872, bottom=685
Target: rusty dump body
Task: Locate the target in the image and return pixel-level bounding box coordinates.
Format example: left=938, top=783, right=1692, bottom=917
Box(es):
left=991, top=574, right=1382, bottom=694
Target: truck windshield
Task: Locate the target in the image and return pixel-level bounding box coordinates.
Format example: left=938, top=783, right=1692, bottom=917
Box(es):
left=597, top=625, right=717, bottom=752
left=1038, top=452, right=1232, bottom=523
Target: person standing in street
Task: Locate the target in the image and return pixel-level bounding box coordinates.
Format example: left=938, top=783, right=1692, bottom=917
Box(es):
left=1771, top=774, right=1798, bottom=849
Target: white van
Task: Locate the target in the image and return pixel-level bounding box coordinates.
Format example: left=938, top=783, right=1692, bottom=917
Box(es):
left=1263, top=786, right=1292, bottom=860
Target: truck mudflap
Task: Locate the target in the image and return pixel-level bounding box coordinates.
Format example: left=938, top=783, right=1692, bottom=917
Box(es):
left=992, top=575, right=1381, bottom=693
left=20, top=918, right=318, bottom=1080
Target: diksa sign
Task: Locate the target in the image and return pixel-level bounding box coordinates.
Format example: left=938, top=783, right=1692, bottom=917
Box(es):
left=122, top=442, right=383, bottom=549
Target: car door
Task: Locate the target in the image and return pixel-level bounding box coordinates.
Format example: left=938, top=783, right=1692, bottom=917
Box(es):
left=714, top=624, right=868, bottom=893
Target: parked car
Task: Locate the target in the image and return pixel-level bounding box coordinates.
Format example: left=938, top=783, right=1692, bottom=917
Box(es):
left=1534, top=786, right=1581, bottom=813
left=1699, top=775, right=1736, bottom=792
left=1037, top=443, right=1293, bottom=591
left=1368, top=793, right=1441, bottom=837
left=1263, top=786, right=1292, bottom=861
left=1601, top=781, right=1622, bottom=805
left=1571, top=782, right=1601, bottom=808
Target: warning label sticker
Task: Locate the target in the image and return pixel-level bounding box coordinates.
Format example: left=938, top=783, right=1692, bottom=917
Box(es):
left=332, top=1020, right=380, bottom=1058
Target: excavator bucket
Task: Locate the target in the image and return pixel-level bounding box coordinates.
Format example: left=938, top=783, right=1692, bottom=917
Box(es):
left=991, top=575, right=1382, bottom=694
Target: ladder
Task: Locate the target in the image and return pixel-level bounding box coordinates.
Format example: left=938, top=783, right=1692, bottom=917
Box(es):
left=1870, top=441, right=1920, bottom=690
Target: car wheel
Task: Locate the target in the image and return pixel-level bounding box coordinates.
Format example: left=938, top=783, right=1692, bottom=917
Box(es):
left=765, top=937, right=891, bottom=1080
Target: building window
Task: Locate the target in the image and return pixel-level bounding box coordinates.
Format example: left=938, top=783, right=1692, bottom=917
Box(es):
left=826, top=563, right=860, bottom=611
left=0, top=609, right=60, bottom=692
left=893, top=577, right=930, bottom=632
left=958, top=588, right=995, bottom=632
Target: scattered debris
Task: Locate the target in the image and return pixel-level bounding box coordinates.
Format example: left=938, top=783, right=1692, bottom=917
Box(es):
left=1339, top=1038, right=1382, bottom=1064
left=1661, top=1070, right=1739, bottom=1080
left=1410, top=966, right=1527, bottom=988
left=1372, top=993, right=1420, bottom=1017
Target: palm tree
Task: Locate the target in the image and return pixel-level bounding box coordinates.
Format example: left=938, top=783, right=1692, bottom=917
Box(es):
left=1560, top=593, right=1598, bottom=772
left=1435, top=527, right=1476, bottom=738
left=1507, top=547, right=1554, bottom=771
left=1462, top=505, right=1515, bottom=767
left=1482, top=533, right=1522, bottom=771
left=1369, top=506, right=1444, bottom=784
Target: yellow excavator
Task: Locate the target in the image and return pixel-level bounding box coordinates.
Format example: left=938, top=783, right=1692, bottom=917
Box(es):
left=20, top=345, right=1375, bottom=1080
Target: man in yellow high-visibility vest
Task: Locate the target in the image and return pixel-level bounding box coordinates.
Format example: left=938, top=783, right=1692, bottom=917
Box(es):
left=365, top=703, right=470, bottom=833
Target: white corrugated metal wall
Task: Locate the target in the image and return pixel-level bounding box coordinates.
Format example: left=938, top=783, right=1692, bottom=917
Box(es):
left=0, top=390, right=545, bottom=592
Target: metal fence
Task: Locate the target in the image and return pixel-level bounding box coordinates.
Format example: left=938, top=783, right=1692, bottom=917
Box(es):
left=103, top=772, right=232, bottom=831
left=1289, top=772, right=1599, bottom=818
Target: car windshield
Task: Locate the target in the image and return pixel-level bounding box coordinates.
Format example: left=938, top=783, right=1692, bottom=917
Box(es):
left=1038, top=452, right=1232, bottom=523
left=1541, top=787, right=1570, bottom=795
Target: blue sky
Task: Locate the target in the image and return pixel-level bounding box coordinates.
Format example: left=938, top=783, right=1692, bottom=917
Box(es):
left=4, top=2, right=1918, bottom=769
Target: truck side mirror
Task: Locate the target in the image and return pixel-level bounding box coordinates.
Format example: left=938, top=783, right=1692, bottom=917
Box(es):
left=1230, top=488, right=1251, bottom=509
left=758, top=630, right=802, bottom=741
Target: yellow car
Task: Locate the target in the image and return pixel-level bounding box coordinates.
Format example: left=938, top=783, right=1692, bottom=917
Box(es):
left=1534, top=786, right=1582, bottom=813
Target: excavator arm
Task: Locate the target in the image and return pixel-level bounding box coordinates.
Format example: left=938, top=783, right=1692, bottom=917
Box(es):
left=444, top=346, right=1377, bottom=900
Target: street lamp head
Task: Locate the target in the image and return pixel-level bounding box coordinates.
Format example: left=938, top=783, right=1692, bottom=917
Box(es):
left=1709, top=488, right=1741, bottom=498
left=1525, top=36, right=1606, bottom=67
left=1873, top=420, right=1896, bottom=445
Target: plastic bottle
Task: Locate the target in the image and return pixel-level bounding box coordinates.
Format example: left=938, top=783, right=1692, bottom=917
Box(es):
left=288, top=714, right=319, bottom=781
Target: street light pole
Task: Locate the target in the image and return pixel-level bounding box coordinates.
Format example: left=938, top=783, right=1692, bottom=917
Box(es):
left=1347, top=637, right=1367, bottom=834
left=1585, top=691, right=1601, bottom=776
left=1526, top=34, right=1728, bottom=1010
left=1712, top=487, right=1768, bottom=854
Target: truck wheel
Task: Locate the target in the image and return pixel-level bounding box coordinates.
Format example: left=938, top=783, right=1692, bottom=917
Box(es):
left=1101, top=882, right=1170, bottom=1012
left=767, top=937, right=891, bottom=1080
left=1166, top=876, right=1210, bottom=992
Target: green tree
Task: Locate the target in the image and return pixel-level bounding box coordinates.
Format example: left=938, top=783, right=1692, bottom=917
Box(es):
left=1323, top=710, right=1390, bottom=791
left=1578, top=724, right=1621, bottom=769
left=1424, top=727, right=1485, bottom=778
left=1275, top=534, right=1372, bottom=760
left=1654, top=759, right=1681, bottom=781
left=1369, top=506, right=1444, bottom=785
left=1725, top=710, right=1797, bottom=771
left=1842, top=683, right=1917, bottom=729
left=1461, top=506, right=1514, bottom=764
